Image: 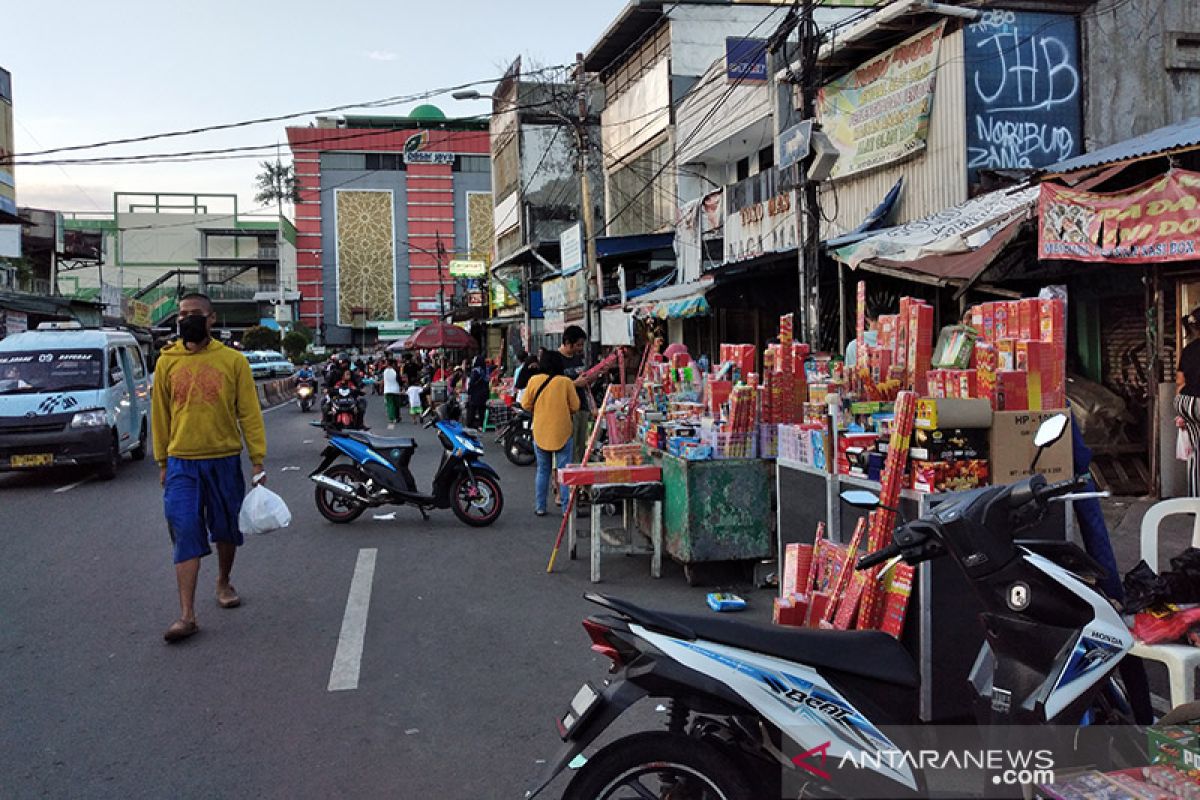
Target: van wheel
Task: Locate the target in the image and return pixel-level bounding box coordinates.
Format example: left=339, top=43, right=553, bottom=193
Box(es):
left=130, top=421, right=148, bottom=461
left=97, top=432, right=121, bottom=481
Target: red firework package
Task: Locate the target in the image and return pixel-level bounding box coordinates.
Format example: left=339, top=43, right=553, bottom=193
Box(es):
left=1134, top=605, right=1200, bottom=645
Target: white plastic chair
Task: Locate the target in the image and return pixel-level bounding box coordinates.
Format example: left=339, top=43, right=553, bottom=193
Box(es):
left=1130, top=498, right=1200, bottom=709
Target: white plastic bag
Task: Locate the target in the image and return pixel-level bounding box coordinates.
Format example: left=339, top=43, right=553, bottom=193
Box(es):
left=1179, top=428, right=1194, bottom=462
left=239, top=483, right=292, bottom=534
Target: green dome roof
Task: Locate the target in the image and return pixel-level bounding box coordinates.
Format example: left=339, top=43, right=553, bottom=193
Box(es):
left=409, top=104, right=446, bottom=121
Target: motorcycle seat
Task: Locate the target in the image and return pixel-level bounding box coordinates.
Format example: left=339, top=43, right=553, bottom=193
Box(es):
left=590, top=594, right=919, bottom=688
left=346, top=431, right=417, bottom=451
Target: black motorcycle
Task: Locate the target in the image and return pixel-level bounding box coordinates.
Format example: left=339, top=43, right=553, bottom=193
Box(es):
left=496, top=407, right=534, bottom=466
left=322, top=383, right=365, bottom=430
left=296, top=378, right=318, bottom=412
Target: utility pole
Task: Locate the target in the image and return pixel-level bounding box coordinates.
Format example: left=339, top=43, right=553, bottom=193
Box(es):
left=575, top=51, right=599, bottom=357
left=436, top=232, right=447, bottom=320
left=797, top=0, right=822, bottom=346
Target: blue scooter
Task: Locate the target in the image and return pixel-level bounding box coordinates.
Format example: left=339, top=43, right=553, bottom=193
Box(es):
left=310, top=401, right=503, bottom=527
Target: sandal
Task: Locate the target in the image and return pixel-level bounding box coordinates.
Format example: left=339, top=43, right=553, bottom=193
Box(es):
left=217, top=585, right=241, bottom=609
left=164, top=619, right=198, bottom=643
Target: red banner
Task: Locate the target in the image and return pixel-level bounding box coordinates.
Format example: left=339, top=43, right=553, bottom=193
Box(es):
left=1039, top=169, right=1200, bottom=263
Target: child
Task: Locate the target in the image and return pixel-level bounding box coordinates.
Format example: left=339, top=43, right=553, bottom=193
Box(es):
left=406, top=382, right=424, bottom=423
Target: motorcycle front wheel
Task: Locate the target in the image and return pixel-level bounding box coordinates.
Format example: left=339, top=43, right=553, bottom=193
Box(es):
left=450, top=473, right=503, bottom=527
left=564, top=732, right=754, bottom=800
left=314, top=463, right=368, bottom=524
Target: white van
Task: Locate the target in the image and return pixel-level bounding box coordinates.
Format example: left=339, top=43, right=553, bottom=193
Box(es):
left=0, top=324, right=152, bottom=479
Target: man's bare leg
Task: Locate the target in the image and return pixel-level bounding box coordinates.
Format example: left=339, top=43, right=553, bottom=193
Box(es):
left=176, top=557, right=200, bottom=623
left=216, top=543, right=240, bottom=607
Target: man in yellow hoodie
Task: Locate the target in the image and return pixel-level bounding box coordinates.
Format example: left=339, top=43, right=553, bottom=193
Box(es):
left=152, top=293, right=267, bottom=643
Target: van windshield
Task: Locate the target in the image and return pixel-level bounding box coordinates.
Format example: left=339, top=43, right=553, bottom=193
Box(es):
left=0, top=350, right=105, bottom=394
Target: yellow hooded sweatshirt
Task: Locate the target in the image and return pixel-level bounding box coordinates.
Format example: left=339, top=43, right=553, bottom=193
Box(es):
left=151, top=339, right=267, bottom=466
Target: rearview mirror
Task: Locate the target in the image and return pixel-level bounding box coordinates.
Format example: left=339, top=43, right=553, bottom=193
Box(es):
left=1034, top=413, right=1069, bottom=449
left=840, top=490, right=881, bottom=510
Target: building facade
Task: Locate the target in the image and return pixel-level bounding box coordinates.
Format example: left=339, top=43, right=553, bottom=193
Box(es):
left=286, top=106, right=492, bottom=348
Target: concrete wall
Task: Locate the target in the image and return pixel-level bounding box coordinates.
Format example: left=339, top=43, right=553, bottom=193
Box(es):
left=1083, top=0, right=1200, bottom=149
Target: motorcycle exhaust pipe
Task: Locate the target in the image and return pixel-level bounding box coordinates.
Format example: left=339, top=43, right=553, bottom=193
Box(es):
left=311, top=473, right=362, bottom=500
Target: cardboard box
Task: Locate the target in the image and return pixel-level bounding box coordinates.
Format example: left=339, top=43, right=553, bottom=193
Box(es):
left=560, top=464, right=662, bottom=486
left=910, top=427, right=989, bottom=461
left=988, top=409, right=1073, bottom=484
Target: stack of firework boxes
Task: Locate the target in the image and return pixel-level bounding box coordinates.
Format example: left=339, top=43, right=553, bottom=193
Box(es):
left=774, top=392, right=919, bottom=639
left=857, top=294, right=935, bottom=400
left=927, top=297, right=1067, bottom=411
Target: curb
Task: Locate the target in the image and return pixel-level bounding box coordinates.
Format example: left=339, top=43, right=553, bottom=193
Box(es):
left=258, top=377, right=297, bottom=409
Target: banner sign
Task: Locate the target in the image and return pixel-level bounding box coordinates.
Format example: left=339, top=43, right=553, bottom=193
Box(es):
left=559, top=223, right=583, bottom=275
left=1039, top=170, right=1200, bottom=263
left=448, top=259, right=487, bottom=278
left=817, top=21, right=945, bottom=180
left=725, top=37, right=768, bottom=84
left=724, top=188, right=797, bottom=265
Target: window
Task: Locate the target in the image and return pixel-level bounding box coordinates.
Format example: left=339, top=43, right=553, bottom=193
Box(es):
left=736, top=157, right=750, bottom=182
left=364, top=153, right=404, bottom=171
left=320, top=152, right=367, bottom=171
left=455, top=155, right=490, bottom=173
left=108, top=349, right=125, bottom=387
left=126, top=346, right=146, bottom=380
left=607, top=138, right=674, bottom=237
left=758, top=146, right=774, bottom=173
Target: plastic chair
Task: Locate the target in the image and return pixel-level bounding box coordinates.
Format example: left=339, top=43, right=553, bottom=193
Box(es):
left=1130, top=497, right=1200, bottom=709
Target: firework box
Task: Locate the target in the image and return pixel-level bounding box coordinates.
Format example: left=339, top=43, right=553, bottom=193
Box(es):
left=994, top=301, right=1012, bottom=339
left=997, top=369, right=1030, bottom=411
left=910, top=427, right=989, bottom=461
left=773, top=595, right=808, bottom=627
left=915, top=398, right=993, bottom=430
left=907, top=304, right=934, bottom=394
left=1040, top=298, right=1067, bottom=346
left=720, top=344, right=756, bottom=379
left=805, top=592, right=833, bottom=627
left=878, top=563, right=915, bottom=639
left=1148, top=727, right=1200, bottom=781
left=782, top=542, right=815, bottom=596
left=980, top=302, right=996, bottom=341
left=910, top=459, right=990, bottom=494
left=832, top=571, right=868, bottom=630
left=837, top=433, right=879, bottom=476
left=1019, top=298, right=1040, bottom=340
left=560, top=464, right=662, bottom=486
left=932, top=325, right=977, bottom=369
left=989, top=409, right=1073, bottom=484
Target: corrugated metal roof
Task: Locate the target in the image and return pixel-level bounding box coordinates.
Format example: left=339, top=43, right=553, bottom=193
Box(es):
left=1044, top=117, right=1200, bottom=175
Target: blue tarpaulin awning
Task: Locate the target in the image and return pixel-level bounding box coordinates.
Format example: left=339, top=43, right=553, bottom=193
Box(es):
left=595, top=232, right=675, bottom=260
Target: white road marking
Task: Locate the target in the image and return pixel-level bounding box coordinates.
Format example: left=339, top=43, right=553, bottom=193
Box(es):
left=328, top=548, right=378, bottom=692
left=53, top=477, right=92, bottom=493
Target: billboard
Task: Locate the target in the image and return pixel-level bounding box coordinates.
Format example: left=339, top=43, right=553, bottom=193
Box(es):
left=817, top=22, right=945, bottom=180
left=0, top=68, right=14, bottom=218
left=964, top=11, right=1081, bottom=185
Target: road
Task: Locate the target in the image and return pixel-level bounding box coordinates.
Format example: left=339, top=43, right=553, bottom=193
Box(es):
left=0, top=394, right=752, bottom=800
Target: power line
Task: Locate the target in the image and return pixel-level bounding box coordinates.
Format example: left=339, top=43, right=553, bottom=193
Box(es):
left=7, top=64, right=571, bottom=160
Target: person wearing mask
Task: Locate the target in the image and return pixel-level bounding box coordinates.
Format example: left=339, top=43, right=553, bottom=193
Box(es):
left=383, top=358, right=402, bottom=429
left=152, top=293, right=267, bottom=643
left=514, top=351, right=540, bottom=405
left=1177, top=308, right=1200, bottom=495
left=402, top=354, right=421, bottom=388
left=559, top=325, right=596, bottom=463
left=522, top=350, right=580, bottom=517
left=465, top=355, right=490, bottom=429
left=844, top=317, right=878, bottom=370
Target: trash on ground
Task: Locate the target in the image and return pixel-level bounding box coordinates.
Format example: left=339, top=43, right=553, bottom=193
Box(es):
left=706, top=592, right=748, bottom=612
left=569, top=755, right=588, bottom=770
left=280, top=466, right=300, bottom=472
left=373, top=513, right=397, bottom=521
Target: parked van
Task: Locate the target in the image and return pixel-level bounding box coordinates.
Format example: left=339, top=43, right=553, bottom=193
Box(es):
left=0, top=323, right=152, bottom=479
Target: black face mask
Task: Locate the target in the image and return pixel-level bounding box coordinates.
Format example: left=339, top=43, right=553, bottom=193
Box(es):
left=178, top=315, right=209, bottom=344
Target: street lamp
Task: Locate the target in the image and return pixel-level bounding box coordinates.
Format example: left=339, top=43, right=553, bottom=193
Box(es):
left=451, top=89, right=484, bottom=101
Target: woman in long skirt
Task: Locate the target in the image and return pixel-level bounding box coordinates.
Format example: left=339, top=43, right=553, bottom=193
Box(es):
left=1175, top=308, right=1200, bottom=495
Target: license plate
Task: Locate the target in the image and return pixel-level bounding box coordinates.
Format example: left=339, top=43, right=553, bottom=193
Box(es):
left=11, top=453, right=53, bottom=468
left=557, top=682, right=602, bottom=739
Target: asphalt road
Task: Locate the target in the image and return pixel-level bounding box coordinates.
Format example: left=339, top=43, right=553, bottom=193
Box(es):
left=0, top=394, right=766, bottom=800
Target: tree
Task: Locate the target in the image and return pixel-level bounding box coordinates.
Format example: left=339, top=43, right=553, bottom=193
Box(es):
left=281, top=330, right=308, bottom=362
left=291, top=321, right=314, bottom=344
left=253, top=160, right=299, bottom=207
left=242, top=325, right=281, bottom=352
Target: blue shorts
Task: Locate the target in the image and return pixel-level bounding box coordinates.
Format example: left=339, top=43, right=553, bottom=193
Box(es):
left=164, top=455, right=245, bottom=564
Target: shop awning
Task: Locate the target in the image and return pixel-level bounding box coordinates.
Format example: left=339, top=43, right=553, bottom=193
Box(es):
left=832, top=185, right=1037, bottom=281
left=1041, top=116, right=1200, bottom=177
left=595, top=232, right=675, bottom=260
left=630, top=280, right=713, bottom=320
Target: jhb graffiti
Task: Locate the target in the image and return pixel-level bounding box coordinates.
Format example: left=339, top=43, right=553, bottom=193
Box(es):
left=964, top=11, right=1081, bottom=182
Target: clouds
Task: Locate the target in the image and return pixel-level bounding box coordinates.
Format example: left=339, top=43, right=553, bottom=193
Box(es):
left=365, top=50, right=398, bottom=62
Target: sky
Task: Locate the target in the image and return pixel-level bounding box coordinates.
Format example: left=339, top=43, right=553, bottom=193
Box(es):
left=5, top=0, right=628, bottom=218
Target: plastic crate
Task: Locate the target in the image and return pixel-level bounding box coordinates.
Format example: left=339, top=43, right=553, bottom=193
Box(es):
left=758, top=424, right=779, bottom=459
left=485, top=401, right=512, bottom=426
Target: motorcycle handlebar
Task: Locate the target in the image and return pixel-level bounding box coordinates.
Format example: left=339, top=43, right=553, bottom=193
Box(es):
left=856, top=542, right=901, bottom=571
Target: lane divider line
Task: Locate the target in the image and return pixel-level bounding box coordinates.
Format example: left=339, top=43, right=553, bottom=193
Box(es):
left=53, top=476, right=93, bottom=494
left=327, top=548, right=378, bottom=692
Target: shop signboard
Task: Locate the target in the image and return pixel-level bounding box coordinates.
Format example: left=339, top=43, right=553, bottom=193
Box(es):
left=777, top=120, right=813, bottom=171
left=448, top=259, right=487, bottom=278
left=817, top=21, right=945, bottom=180
left=724, top=188, right=797, bottom=265
left=402, top=130, right=454, bottom=165
left=1039, top=169, right=1200, bottom=263
left=559, top=223, right=582, bottom=275
left=964, top=11, right=1081, bottom=186
left=127, top=299, right=153, bottom=328
left=0, top=223, right=19, bottom=258
left=725, top=37, right=768, bottom=84
left=541, top=277, right=565, bottom=311
left=375, top=320, right=429, bottom=339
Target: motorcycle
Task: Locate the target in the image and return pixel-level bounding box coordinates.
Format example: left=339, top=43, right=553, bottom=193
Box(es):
left=310, top=401, right=503, bottom=527
left=322, top=382, right=365, bottom=430
left=495, top=407, right=534, bottom=466
left=296, top=378, right=317, bottom=412
left=528, top=415, right=1165, bottom=800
